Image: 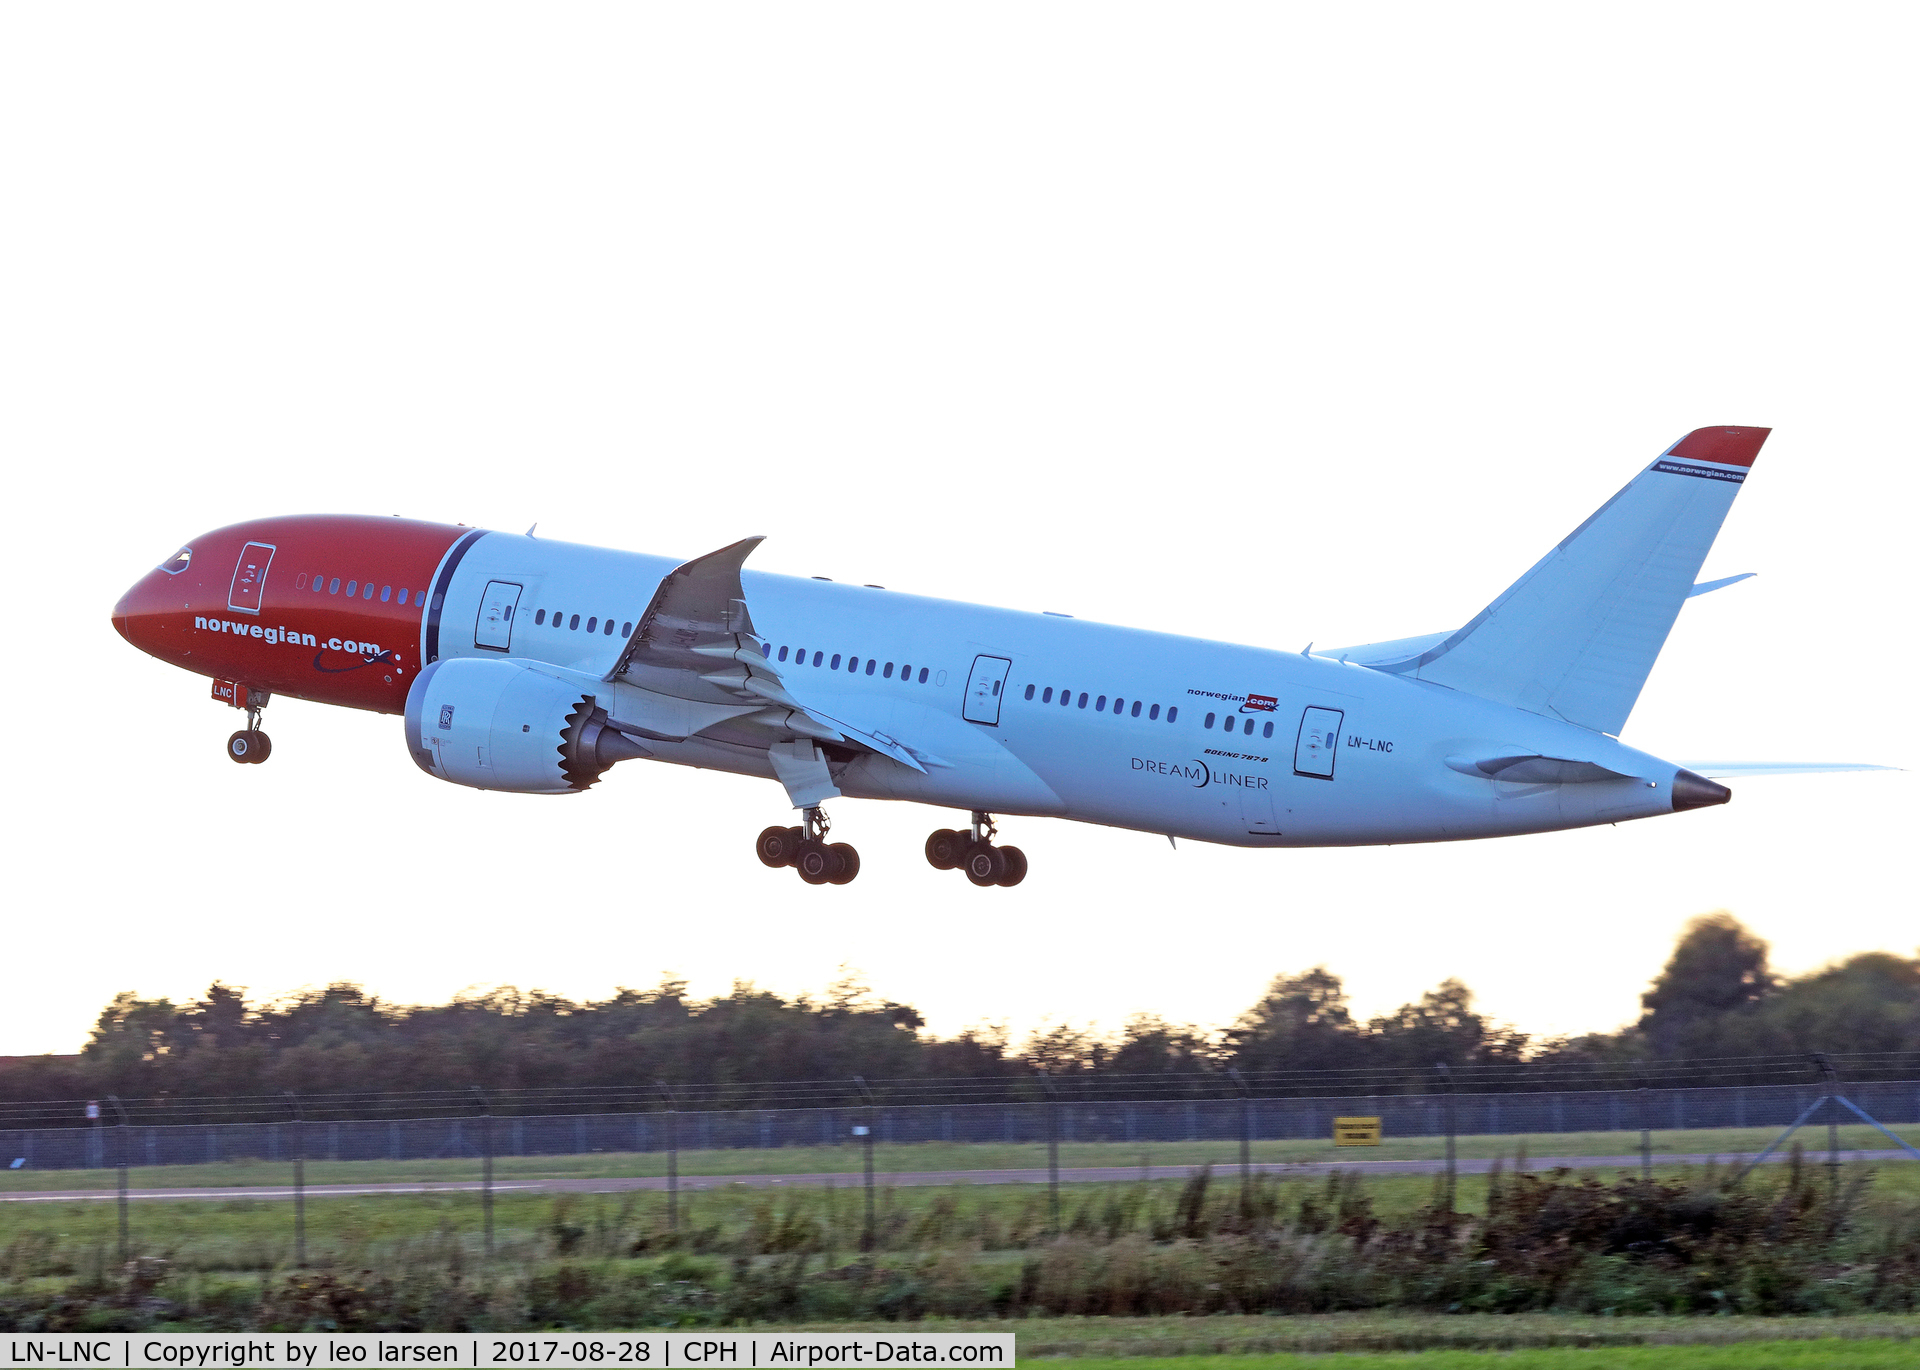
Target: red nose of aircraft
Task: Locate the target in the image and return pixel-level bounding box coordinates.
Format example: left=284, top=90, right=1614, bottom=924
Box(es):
left=114, top=546, right=195, bottom=659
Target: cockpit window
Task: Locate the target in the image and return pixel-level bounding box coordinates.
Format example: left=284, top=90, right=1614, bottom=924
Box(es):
left=158, top=547, right=192, bottom=575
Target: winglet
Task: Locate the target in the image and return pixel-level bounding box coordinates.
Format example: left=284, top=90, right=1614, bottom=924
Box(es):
left=1664, top=426, right=1771, bottom=468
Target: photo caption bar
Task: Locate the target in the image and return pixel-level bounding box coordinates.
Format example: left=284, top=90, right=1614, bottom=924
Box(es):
left=1, top=1334, right=1014, bottom=1369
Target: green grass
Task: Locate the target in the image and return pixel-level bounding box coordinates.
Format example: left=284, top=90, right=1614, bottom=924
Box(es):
left=1059, top=1348, right=1920, bottom=1368
left=6, top=1124, right=1914, bottom=1193
left=940, top=1312, right=1920, bottom=1355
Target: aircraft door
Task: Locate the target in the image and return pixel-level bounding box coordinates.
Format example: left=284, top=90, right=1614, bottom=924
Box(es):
left=1293, top=707, right=1344, bottom=779
left=227, top=542, right=275, bottom=614
left=475, top=581, right=524, bottom=652
left=962, top=655, right=1012, bottom=725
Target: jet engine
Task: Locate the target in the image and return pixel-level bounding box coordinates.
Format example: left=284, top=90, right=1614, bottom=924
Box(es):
left=404, top=657, right=650, bottom=794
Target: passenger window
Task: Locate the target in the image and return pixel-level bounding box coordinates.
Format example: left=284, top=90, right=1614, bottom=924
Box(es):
left=536, top=609, right=546, bottom=625
left=831, top=654, right=842, bottom=670
left=569, top=614, right=580, bottom=630
left=296, top=573, right=308, bottom=589
left=814, top=651, right=824, bottom=667
left=1095, top=695, right=1106, bottom=711
left=587, top=617, right=598, bottom=633
left=899, top=663, right=910, bottom=680
left=622, top=622, right=633, bottom=637
left=604, top=620, right=615, bottom=635
left=1131, top=701, right=1142, bottom=717
left=1168, top=706, right=1178, bottom=723
left=779, top=646, right=789, bottom=662
left=313, top=576, right=324, bottom=593
left=1113, top=697, right=1124, bottom=714
left=346, top=580, right=358, bottom=596
left=380, top=585, right=392, bottom=602
left=1244, top=718, right=1254, bottom=735
left=884, top=662, right=895, bottom=678
left=918, top=667, right=928, bottom=683
left=1041, top=687, right=1053, bottom=703
left=1025, top=684, right=1036, bottom=701
left=329, top=578, right=341, bottom=594
left=363, top=582, right=375, bottom=599
left=1060, top=690, right=1071, bottom=706
left=1204, top=713, right=1216, bottom=729
left=1149, top=704, right=1160, bottom=720
left=1077, top=692, right=1089, bottom=708
left=1263, top=721, right=1274, bottom=738
left=847, top=656, right=859, bottom=672
left=866, top=659, right=876, bottom=675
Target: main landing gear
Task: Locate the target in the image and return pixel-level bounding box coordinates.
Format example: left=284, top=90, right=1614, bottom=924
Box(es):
left=226, top=703, right=272, bottom=765
left=925, top=812, right=1027, bottom=887
left=757, top=807, right=861, bottom=885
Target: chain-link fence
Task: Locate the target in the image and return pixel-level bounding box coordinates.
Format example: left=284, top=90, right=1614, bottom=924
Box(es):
left=9, top=1078, right=1919, bottom=1172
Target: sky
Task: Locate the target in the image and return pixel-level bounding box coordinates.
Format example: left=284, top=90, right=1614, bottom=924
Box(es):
left=2, top=4, right=1913, bottom=1059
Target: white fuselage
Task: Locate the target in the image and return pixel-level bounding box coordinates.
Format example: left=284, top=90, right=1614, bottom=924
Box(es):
left=432, top=532, right=1683, bottom=846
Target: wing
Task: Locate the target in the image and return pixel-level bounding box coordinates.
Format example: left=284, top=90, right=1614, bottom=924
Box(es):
left=602, top=537, right=945, bottom=777
left=1674, top=762, right=1897, bottom=779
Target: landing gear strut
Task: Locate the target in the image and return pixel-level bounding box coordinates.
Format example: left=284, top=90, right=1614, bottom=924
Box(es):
left=226, top=698, right=272, bottom=765
left=757, top=807, right=860, bottom=885
left=925, top=811, right=1026, bottom=887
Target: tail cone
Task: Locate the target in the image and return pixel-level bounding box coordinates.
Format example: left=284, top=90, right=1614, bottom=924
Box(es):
left=1672, top=768, right=1732, bottom=811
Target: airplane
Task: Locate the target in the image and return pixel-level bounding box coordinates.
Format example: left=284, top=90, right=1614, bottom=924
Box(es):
left=112, top=425, right=1885, bottom=887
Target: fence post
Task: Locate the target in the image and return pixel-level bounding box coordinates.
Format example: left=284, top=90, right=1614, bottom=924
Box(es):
left=470, top=1086, right=493, bottom=1258
left=1038, top=1070, right=1060, bottom=1236
left=1638, top=1078, right=1652, bottom=1182
left=1435, top=1064, right=1455, bottom=1212
left=1813, top=1053, right=1841, bottom=1214
left=656, top=1082, right=678, bottom=1235
left=853, top=1076, right=877, bottom=1251
left=107, top=1095, right=130, bottom=1264
left=1228, top=1068, right=1252, bottom=1216
left=284, top=1092, right=305, bottom=1267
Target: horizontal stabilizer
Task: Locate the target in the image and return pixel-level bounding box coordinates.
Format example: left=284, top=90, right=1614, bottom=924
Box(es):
left=1676, top=761, right=1897, bottom=779
left=1347, top=426, right=1771, bottom=735
left=1445, top=753, right=1641, bottom=784
left=1688, top=572, right=1755, bottom=598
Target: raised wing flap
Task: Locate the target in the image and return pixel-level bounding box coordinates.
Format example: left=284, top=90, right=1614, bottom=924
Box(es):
left=607, top=536, right=767, bottom=685
left=601, top=536, right=939, bottom=776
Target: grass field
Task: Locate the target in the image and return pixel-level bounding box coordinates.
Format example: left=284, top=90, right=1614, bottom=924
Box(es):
left=5, top=1123, right=1916, bottom=1193
left=1059, top=1347, right=1919, bottom=1368
left=3, top=1156, right=1915, bottom=1332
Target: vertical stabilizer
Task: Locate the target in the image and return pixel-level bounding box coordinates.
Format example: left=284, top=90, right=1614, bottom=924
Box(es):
left=1365, top=426, right=1770, bottom=735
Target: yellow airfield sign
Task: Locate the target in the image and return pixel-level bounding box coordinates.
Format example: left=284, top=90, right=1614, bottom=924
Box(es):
left=1334, top=1116, right=1382, bottom=1146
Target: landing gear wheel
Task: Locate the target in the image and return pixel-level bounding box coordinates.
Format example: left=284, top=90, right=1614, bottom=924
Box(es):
left=924, top=829, right=968, bottom=870
left=796, top=841, right=837, bottom=885
left=996, top=845, right=1028, bottom=887
left=757, top=825, right=805, bottom=868
left=827, top=843, right=861, bottom=884
left=227, top=730, right=268, bottom=764
left=250, top=732, right=271, bottom=763
left=964, top=844, right=1008, bottom=887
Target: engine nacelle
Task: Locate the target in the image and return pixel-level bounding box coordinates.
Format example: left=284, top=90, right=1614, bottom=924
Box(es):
left=404, top=657, right=649, bottom=794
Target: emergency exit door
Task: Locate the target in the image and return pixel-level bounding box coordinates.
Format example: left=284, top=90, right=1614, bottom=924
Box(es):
left=475, top=581, right=524, bottom=652
left=962, top=655, right=1012, bottom=725
left=1294, top=707, right=1344, bottom=779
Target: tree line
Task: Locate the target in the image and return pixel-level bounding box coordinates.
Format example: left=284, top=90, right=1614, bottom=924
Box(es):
left=2, top=912, right=1914, bottom=1107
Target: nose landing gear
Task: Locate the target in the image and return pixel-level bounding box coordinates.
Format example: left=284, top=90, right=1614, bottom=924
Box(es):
left=926, top=812, right=1026, bottom=887
left=223, top=688, right=273, bottom=765
left=757, top=807, right=860, bottom=884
